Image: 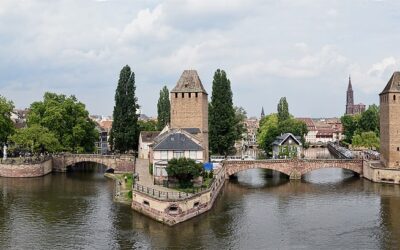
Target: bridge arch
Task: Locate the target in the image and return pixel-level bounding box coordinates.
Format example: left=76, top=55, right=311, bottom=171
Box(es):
left=223, top=159, right=363, bottom=180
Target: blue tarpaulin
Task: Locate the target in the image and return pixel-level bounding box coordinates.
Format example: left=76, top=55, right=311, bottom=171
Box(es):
left=203, top=162, right=213, bottom=171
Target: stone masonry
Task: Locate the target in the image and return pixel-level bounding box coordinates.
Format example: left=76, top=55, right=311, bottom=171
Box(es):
left=224, top=159, right=363, bottom=179
left=380, top=72, right=400, bottom=168
left=170, top=70, right=209, bottom=161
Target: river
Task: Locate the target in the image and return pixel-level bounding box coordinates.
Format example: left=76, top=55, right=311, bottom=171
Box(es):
left=1, top=149, right=400, bottom=249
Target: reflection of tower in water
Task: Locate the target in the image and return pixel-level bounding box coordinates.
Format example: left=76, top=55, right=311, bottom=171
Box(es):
left=379, top=185, right=400, bottom=248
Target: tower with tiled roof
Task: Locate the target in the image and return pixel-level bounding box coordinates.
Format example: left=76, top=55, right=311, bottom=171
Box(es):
left=170, top=70, right=209, bottom=160
left=380, top=71, right=400, bottom=168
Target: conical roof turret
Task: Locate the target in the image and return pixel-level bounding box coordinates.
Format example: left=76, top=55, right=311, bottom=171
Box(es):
left=380, top=71, right=400, bottom=95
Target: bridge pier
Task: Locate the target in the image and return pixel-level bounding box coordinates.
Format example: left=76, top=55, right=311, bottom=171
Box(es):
left=289, top=170, right=301, bottom=180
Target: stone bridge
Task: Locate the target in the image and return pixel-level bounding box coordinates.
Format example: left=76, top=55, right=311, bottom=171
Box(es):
left=223, top=159, right=363, bottom=179
left=52, top=154, right=135, bottom=173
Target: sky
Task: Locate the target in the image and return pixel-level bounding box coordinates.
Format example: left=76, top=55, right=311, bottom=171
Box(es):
left=1, top=0, right=400, bottom=118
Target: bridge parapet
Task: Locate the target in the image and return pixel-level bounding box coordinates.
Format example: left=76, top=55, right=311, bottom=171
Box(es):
left=223, top=159, right=364, bottom=179
left=52, top=154, right=135, bottom=173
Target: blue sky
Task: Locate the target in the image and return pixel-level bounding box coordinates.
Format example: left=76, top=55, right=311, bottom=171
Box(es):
left=1, top=0, right=400, bottom=118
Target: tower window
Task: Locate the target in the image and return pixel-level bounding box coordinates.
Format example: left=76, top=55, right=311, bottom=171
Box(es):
left=182, top=93, right=184, bottom=98
left=175, top=93, right=178, bottom=98
left=397, top=147, right=399, bottom=151
left=394, top=95, right=396, bottom=101
left=195, top=93, right=198, bottom=98
left=189, top=93, right=191, bottom=98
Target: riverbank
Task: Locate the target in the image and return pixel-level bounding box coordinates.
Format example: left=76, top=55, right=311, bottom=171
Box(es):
left=104, top=173, right=133, bottom=205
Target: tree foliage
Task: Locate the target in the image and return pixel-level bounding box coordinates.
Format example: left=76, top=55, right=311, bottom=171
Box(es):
left=157, top=86, right=170, bottom=130
left=258, top=98, right=308, bottom=157
left=233, top=106, right=247, bottom=141
left=341, top=104, right=379, bottom=145
left=109, top=65, right=140, bottom=152
left=10, top=124, right=61, bottom=153
left=352, top=131, right=380, bottom=150
left=166, top=157, right=203, bottom=188
left=277, top=97, right=290, bottom=122
left=138, top=120, right=158, bottom=132
left=27, top=92, right=97, bottom=153
left=209, top=69, right=236, bottom=155
left=0, top=95, right=15, bottom=145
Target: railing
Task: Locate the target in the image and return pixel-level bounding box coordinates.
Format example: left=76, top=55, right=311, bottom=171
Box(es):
left=56, top=153, right=134, bottom=160
left=133, top=183, right=202, bottom=200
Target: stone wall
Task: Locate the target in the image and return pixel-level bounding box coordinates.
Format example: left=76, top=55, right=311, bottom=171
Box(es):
left=131, top=167, right=226, bottom=226
left=364, top=161, right=400, bottom=184
left=0, top=159, right=53, bottom=177
left=224, top=159, right=363, bottom=179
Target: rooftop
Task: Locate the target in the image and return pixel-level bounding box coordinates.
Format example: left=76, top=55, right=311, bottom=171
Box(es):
left=171, top=70, right=207, bottom=94
left=381, top=71, right=400, bottom=94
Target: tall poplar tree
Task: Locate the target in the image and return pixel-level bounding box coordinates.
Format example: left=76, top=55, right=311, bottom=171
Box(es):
left=209, top=69, right=236, bottom=156
left=109, top=65, right=139, bottom=152
left=157, top=86, right=170, bottom=130
left=277, top=97, right=290, bottom=122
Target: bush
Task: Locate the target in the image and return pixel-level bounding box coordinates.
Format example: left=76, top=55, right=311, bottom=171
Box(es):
left=166, top=158, right=203, bottom=188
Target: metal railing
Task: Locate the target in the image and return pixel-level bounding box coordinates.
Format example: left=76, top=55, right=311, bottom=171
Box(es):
left=133, top=183, right=201, bottom=200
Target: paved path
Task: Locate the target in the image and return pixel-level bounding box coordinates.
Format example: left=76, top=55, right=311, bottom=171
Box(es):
left=135, top=158, right=175, bottom=192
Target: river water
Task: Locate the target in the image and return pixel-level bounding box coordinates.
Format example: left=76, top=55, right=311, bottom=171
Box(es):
left=1, top=149, right=400, bottom=249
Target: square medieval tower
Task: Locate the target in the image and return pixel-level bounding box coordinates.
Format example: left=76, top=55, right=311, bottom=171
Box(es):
left=380, top=72, right=400, bottom=168
left=170, top=70, right=209, bottom=160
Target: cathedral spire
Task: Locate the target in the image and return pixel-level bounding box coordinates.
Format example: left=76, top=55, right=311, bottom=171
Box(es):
left=347, top=75, right=353, bottom=91
left=261, top=107, right=265, bottom=119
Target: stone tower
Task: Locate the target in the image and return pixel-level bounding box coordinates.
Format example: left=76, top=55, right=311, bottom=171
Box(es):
left=170, top=70, right=209, bottom=160
left=346, top=76, right=354, bottom=115
left=380, top=72, right=400, bottom=168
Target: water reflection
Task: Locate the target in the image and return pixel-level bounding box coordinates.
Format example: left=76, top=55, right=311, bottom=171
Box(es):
left=1, top=158, right=400, bottom=249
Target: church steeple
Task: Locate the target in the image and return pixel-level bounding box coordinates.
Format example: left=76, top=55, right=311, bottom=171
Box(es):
left=346, top=75, right=354, bottom=114
left=261, top=107, right=265, bottom=119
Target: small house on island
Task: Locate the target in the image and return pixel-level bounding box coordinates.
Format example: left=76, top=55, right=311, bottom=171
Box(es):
left=138, top=131, right=160, bottom=159
left=150, top=129, right=205, bottom=184
left=272, top=133, right=302, bottom=159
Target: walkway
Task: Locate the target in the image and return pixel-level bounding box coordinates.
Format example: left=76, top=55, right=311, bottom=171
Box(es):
left=135, top=158, right=174, bottom=192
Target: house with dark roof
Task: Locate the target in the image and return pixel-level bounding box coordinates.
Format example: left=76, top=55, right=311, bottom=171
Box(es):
left=150, top=129, right=204, bottom=184
left=272, top=133, right=302, bottom=159
left=138, top=131, right=160, bottom=159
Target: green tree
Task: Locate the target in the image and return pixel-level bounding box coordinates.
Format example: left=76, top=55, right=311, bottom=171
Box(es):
left=341, top=114, right=360, bottom=144
left=166, top=157, right=203, bottom=188
left=233, top=106, right=247, bottom=141
left=257, top=113, right=280, bottom=156
left=358, top=104, right=379, bottom=134
left=28, top=92, right=97, bottom=153
left=209, top=69, right=236, bottom=155
left=157, top=86, right=170, bottom=130
left=0, top=95, right=15, bottom=145
left=278, top=119, right=308, bottom=145
left=138, top=120, right=158, bottom=132
left=10, top=125, right=61, bottom=153
left=277, top=97, right=290, bottom=122
left=352, top=131, right=380, bottom=150
left=109, top=65, right=140, bottom=152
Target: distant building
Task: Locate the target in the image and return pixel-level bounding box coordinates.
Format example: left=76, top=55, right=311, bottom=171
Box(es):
left=260, top=107, right=265, bottom=119
left=93, top=117, right=113, bottom=154
left=272, top=133, right=302, bottom=159
left=244, top=118, right=259, bottom=147
left=345, top=76, right=366, bottom=115
left=11, top=108, right=29, bottom=129
left=297, top=117, right=343, bottom=144
left=138, top=131, right=160, bottom=159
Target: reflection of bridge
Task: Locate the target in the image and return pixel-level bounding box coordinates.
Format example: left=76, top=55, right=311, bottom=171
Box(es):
left=52, top=154, right=135, bottom=173
left=223, top=159, right=363, bottom=179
